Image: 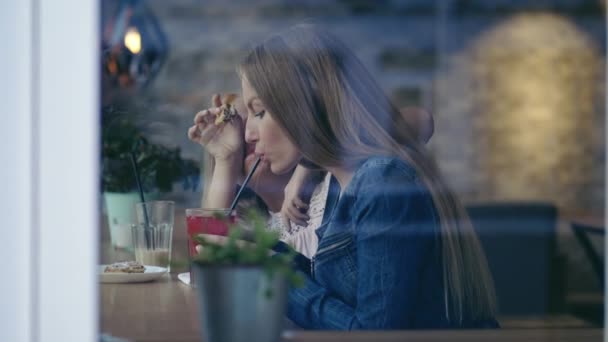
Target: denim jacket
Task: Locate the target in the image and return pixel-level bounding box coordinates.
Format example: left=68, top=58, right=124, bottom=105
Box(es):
left=283, top=156, right=498, bottom=330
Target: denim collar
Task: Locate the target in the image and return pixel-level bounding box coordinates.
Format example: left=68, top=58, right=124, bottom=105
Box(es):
left=314, top=156, right=417, bottom=240
left=315, top=175, right=340, bottom=240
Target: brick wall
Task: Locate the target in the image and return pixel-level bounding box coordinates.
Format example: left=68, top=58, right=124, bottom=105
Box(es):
left=126, top=1, right=604, bottom=217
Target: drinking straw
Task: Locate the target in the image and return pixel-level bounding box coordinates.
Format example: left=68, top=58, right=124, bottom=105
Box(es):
left=229, top=156, right=262, bottom=213
left=130, top=151, right=153, bottom=249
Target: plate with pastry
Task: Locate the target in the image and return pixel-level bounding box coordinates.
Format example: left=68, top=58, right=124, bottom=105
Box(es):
left=99, top=261, right=168, bottom=284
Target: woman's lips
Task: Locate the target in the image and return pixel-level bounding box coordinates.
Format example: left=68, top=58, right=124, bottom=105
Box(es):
left=244, top=142, right=266, bottom=169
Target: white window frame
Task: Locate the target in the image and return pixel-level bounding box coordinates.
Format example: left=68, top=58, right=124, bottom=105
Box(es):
left=0, top=0, right=98, bottom=341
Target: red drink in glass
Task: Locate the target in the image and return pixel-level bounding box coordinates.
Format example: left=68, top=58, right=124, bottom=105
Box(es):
left=185, top=208, right=236, bottom=283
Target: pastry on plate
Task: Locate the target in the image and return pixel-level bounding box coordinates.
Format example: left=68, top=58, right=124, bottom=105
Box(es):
left=104, top=261, right=145, bottom=273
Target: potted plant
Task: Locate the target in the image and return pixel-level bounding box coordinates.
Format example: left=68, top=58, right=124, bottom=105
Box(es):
left=191, top=210, right=303, bottom=342
left=102, top=105, right=199, bottom=248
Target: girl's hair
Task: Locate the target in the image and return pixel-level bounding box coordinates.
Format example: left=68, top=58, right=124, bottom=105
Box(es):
left=239, top=24, right=496, bottom=322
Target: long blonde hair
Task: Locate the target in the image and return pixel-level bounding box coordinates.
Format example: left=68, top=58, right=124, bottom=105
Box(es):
left=239, top=24, right=496, bottom=322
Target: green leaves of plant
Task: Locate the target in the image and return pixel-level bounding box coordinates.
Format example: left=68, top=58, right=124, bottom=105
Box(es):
left=101, top=106, right=200, bottom=193
left=192, top=209, right=303, bottom=289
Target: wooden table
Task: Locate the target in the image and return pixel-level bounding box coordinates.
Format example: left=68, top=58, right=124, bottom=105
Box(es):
left=100, top=212, right=603, bottom=342
left=100, top=210, right=198, bottom=340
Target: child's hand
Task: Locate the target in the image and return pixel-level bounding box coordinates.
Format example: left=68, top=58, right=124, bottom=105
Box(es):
left=281, top=165, right=317, bottom=230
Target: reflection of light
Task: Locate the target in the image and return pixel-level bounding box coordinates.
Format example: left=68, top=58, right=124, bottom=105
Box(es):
left=469, top=13, right=601, bottom=207
left=124, top=27, right=141, bottom=54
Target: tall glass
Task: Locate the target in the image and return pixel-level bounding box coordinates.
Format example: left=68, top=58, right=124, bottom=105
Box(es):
left=132, top=201, right=175, bottom=271
left=185, top=208, right=236, bottom=282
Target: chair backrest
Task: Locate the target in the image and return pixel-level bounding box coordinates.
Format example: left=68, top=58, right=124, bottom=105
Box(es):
left=466, top=202, right=559, bottom=316
left=571, top=222, right=604, bottom=288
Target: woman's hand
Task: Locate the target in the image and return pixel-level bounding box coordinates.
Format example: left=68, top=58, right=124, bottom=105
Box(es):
left=188, top=93, right=244, bottom=163
left=281, top=165, right=317, bottom=229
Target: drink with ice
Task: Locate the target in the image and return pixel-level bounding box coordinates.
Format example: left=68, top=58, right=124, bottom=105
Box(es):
left=132, top=222, right=173, bottom=270
left=133, top=201, right=175, bottom=271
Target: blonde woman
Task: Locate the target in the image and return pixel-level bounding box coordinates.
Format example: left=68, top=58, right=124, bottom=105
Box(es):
left=189, top=94, right=433, bottom=259
left=236, top=24, right=497, bottom=329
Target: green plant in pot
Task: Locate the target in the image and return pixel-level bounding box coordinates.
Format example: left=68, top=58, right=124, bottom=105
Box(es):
left=102, top=106, right=199, bottom=249
left=191, top=210, right=303, bottom=342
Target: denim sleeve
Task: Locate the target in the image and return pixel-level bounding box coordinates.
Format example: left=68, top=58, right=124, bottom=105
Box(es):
left=287, top=174, right=438, bottom=329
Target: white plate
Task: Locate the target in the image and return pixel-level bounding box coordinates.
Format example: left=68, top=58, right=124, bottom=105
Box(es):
left=99, top=265, right=168, bottom=284
left=177, top=272, right=191, bottom=285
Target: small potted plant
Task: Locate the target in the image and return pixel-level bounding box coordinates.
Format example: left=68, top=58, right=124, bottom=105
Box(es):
left=191, top=210, right=303, bottom=342
left=102, top=105, right=199, bottom=248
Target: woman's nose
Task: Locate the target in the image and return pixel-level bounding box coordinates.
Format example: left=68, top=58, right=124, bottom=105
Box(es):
left=244, top=118, right=258, bottom=144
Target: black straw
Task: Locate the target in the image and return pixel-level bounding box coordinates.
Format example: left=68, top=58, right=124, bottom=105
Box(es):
left=130, top=151, right=152, bottom=249
left=229, top=156, right=262, bottom=213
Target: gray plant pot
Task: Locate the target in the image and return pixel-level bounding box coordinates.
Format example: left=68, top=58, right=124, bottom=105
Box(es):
left=192, top=263, right=288, bottom=342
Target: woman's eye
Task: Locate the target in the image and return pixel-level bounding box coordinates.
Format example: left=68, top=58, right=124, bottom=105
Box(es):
left=254, top=110, right=266, bottom=118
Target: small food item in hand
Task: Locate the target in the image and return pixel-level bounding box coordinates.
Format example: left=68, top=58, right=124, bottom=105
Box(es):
left=104, top=261, right=146, bottom=273
left=214, top=93, right=239, bottom=125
